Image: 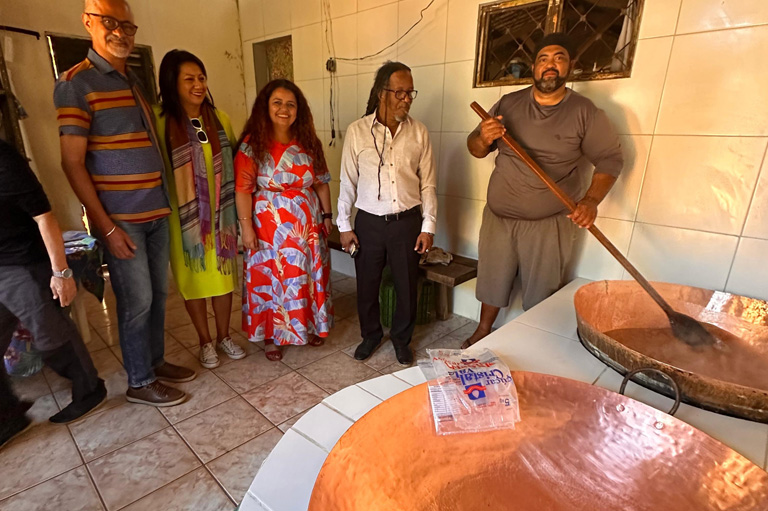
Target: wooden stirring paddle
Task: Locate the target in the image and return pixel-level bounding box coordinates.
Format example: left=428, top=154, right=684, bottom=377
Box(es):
left=470, top=101, right=718, bottom=347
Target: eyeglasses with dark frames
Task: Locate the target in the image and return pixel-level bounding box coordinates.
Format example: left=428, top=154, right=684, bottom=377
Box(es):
left=190, top=118, right=209, bottom=144
left=383, top=89, right=418, bottom=101
left=85, top=12, right=139, bottom=36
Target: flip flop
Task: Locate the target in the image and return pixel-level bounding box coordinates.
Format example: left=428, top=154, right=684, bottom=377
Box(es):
left=308, top=336, right=325, bottom=347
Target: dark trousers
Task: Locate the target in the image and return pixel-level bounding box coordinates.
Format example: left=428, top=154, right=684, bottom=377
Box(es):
left=0, top=261, right=98, bottom=417
left=354, top=208, right=421, bottom=347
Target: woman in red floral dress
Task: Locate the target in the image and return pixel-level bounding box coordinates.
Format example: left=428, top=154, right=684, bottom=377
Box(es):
left=234, top=80, right=334, bottom=361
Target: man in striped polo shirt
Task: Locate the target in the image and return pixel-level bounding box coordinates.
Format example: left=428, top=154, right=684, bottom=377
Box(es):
left=54, top=0, right=194, bottom=406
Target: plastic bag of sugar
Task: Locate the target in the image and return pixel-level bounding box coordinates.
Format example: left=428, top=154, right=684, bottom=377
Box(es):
left=419, top=348, right=520, bottom=435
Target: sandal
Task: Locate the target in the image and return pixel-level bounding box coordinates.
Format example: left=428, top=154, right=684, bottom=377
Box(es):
left=308, top=336, right=325, bottom=347
left=264, top=340, right=283, bottom=361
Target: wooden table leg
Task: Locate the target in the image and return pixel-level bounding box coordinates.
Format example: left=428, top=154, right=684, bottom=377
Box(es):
left=436, top=284, right=450, bottom=321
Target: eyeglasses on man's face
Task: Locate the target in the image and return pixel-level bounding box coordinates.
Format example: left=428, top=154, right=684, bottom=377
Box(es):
left=85, top=12, right=139, bottom=36
left=383, top=89, right=418, bottom=101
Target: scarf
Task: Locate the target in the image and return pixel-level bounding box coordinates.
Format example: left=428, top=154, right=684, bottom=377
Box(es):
left=166, top=104, right=237, bottom=274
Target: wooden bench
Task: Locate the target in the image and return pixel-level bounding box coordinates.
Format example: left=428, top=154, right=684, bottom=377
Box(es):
left=328, top=226, right=477, bottom=320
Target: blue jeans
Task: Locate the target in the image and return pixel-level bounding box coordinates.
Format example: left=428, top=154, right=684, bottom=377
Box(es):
left=104, top=218, right=169, bottom=387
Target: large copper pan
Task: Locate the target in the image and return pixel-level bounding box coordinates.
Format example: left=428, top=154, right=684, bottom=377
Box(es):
left=309, top=372, right=767, bottom=510
left=575, top=280, right=768, bottom=422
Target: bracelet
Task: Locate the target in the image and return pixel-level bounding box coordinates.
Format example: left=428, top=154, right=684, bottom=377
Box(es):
left=105, top=225, right=117, bottom=237
left=238, top=217, right=250, bottom=221
left=322, top=212, right=333, bottom=220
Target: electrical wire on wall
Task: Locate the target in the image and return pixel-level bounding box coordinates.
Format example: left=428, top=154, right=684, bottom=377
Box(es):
left=321, top=0, right=436, bottom=146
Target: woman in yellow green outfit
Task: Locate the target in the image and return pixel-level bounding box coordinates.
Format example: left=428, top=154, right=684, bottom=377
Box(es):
left=155, top=50, right=245, bottom=369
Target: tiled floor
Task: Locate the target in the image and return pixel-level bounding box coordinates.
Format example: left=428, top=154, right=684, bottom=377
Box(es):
left=0, top=270, right=475, bottom=510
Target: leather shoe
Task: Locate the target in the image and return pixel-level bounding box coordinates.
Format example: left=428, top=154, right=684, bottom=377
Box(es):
left=155, top=362, right=196, bottom=383
left=394, top=344, right=413, bottom=367
left=354, top=338, right=380, bottom=361
left=126, top=381, right=186, bottom=407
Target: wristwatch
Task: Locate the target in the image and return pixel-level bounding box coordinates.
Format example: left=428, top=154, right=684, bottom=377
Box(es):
left=322, top=212, right=333, bottom=220
left=53, top=268, right=74, bottom=279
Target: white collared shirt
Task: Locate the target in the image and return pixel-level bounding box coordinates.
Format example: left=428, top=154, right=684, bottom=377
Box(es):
left=337, top=113, right=437, bottom=234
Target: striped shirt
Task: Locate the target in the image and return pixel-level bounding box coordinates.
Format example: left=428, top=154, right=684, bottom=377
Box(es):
left=53, top=48, right=170, bottom=223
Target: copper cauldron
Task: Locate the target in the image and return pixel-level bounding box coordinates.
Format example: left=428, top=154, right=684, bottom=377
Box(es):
left=575, top=280, right=768, bottom=422
left=309, top=372, right=767, bottom=510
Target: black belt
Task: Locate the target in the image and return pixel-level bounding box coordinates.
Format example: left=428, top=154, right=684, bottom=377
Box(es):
left=377, top=206, right=421, bottom=222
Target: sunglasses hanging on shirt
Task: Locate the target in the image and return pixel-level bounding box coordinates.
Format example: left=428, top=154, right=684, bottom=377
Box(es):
left=190, top=118, right=209, bottom=144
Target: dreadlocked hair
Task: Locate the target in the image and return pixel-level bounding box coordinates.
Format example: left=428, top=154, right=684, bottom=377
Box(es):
left=364, top=61, right=412, bottom=116
left=237, top=79, right=327, bottom=174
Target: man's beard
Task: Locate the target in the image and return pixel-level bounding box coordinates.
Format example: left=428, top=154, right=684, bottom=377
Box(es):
left=106, top=35, right=132, bottom=59
left=533, top=71, right=567, bottom=93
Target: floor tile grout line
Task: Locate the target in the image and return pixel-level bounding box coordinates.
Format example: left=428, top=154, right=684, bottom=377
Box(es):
left=111, top=465, right=202, bottom=511
left=202, top=463, right=238, bottom=506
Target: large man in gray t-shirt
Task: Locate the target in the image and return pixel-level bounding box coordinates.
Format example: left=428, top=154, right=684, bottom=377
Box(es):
left=462, top=33, right=623, bottom=348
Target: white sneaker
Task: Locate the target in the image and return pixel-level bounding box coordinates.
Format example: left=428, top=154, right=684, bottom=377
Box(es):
left=218, top=337, right=246, bottom=360
left=199, top=342, right=220, bottom=368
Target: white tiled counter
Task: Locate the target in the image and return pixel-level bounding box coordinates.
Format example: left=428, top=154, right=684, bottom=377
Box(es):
left=240, top=278, right=768, bottom=511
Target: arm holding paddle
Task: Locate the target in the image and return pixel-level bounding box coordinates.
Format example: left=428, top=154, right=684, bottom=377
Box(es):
left=467, top=115, right=506, bottom=158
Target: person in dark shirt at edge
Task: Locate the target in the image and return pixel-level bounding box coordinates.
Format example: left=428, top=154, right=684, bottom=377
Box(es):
left=0, top=138, right=106, bottom=450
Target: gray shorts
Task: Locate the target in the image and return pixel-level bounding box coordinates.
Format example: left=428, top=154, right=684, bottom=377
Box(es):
left=476, top=206, right=578, bottom=310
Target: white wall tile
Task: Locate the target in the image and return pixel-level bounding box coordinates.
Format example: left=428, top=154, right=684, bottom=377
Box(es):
left=295, top=78, right=325, bottom=132
left=263, top=0, right=292, bottom=35
left=409, top=64, right=445, bottom=133
left=322, top=131, right=344, bottom=181
left=599, top=135, right=650, bottom=221
left=245, top=85, right=258, bottom=114
left=239, top=0, right=265, bottom=42
left=397, top=0, right=448, bottom=67
left=329, top=0, right=358, bottom=18
left=356, top=72, right=376, bottom=118
left=357, top=3, right=399, bottom=74
left=323, top=14, right=358, bottom=76
left=359, top=0, right=394, bottom=11
left=656, top=25, right=768, bottom=136
left=438, top=132, right=493, bottom=201
left=441, top=60, right=500, bottom=134
left=445, top=0, right=483, bottom=63
left=725, top=238, right=768, bottom=301
left=323, top=75, right=359, bottom=132
left=743, top=160, right=768, bottom=239
left=638, top=0, right=681, bottom=39
left=328, top=180, right=341, bottom=218
left=451, top=280, right=480, bottom=322
left=292, top=23, right=324, bottom=81
left=637, top=136, right=766, bottom=235
left=571, top=218, right=635, bottom=281
left=431, top=132, right=442, bottom=171
left=677, top=0, right=768, bottom=34
left=330, top=246, right=357, bottom=276
left=292, top=0, right=322, bottom=28
left=435, top=195, right=485, bottom=259
left=573, top=36, right=673, bottom=135
left=626, top=223, right=739, bottom=290
left=242, top=41, right=257, bottom=90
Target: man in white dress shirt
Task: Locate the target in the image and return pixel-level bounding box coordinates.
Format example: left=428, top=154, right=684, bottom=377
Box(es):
left=337, top=61, right=437, bottom=367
